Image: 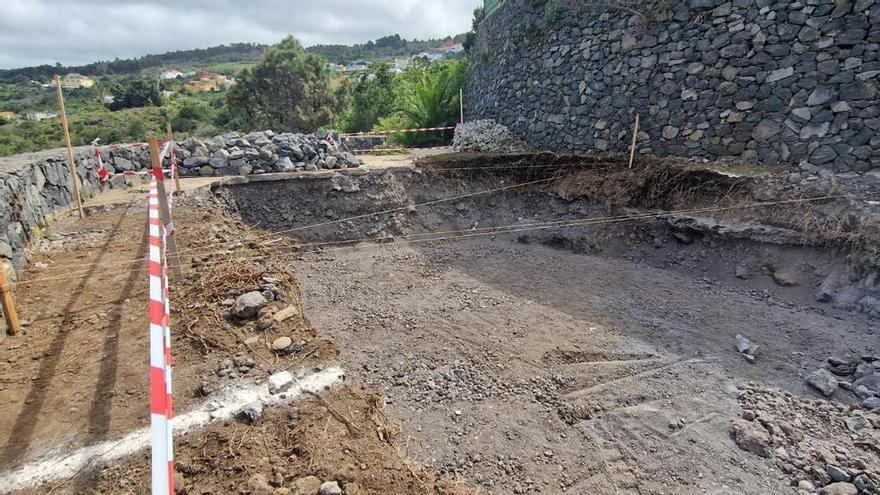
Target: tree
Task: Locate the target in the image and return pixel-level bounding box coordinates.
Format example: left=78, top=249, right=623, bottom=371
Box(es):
left=107, top=78, right=162, bottom=110
left=378, top=59, right=468, bottom=146
left=464, top=7, right=486, bottom=53
left=334, top=63, right=396, bottom=132
left=226, top=36, right=335, bottom=132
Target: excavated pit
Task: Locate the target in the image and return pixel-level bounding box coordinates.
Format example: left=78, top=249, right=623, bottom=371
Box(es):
left=213, top=154, right=879, bottom=494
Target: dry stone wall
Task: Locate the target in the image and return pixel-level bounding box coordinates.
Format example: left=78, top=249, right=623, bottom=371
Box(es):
left=465, top=0, right=880, bottom=172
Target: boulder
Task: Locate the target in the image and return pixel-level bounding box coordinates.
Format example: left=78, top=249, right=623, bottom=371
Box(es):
left=771, top=270, right=800, bottom=287
left=729, top=419, right=771, bottom=457
left=293, top=476, right=322, bottom=495
left=806, top=368, right=839, bottom=396
left=231, top=291, right=268, bottom=319
left=318, top=481, right=342, bottom=495
left=246, top=474, right=275, bottom=495
left=853, top=373, right=880, bottom=395
left=209, top=149, right=229, bottom=168
left=820, top=482, right=858, bottom=495
left=183, top=156, right=209, bottom=168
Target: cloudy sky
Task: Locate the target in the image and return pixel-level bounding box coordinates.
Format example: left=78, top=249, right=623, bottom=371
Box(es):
left=0, top=0, right=479, bottom=69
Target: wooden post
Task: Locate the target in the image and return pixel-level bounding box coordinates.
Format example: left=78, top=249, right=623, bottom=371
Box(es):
left=54, top=75, right=85, bottom=218
left=459, top=88, right=464, bottom=124
left=166, top=123, right=182, bottom=195
left=149, top=137, right=183, bottom=278
left=628, top=113, right=640, bottom=169
left=0, top=266, right=21, bottom=336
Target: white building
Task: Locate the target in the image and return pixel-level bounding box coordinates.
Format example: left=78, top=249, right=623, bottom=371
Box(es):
left=160, top=70, right=184, bottom=80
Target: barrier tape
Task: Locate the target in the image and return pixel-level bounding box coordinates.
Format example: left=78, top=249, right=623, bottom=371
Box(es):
left=92, top=140, right=109, bottom=184
left=350, top=145, right=452, bottom=154
left=148, top=179, right=174, bottom=495
left=341, top=125, right=456, bottom=138
left=95, top=139, right=169, bottom=181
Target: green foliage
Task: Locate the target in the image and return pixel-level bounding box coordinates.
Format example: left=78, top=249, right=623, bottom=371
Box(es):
left=0, top=43, right=266, bottom=82
left=333, top=63, right=396, bottom=133
left=106, top=78, right=163, bottom=110
left=0, top=106, right=170, bottom=156
left=464, top=7, right=486, bottom=53
left=546, top=0, right=565, bottom=21
left=377, top=59, right=469, bottom=147
left=0, top=82, right=99, bottom=114
left=171, top=100, right=208, bottom=133
left=308, top=34, right=464, bottom=64
left=226, top=36, right=336, bottom=132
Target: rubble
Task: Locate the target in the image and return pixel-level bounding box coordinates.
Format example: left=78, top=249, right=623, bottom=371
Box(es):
left=452, top=120, right=533, bottom=153
left=735, top=384, right=880, bottom=495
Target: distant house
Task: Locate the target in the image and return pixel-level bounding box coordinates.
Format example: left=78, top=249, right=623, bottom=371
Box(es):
left=61, top=73, right=94, bottom=89
left=346, top=60, right=370, bottom=71
left=185, top=73, right=234, bottom=92
left=416, top=52, right=444, bottom=62
left=440, top=42, right=465, bottom=54
left=23, top=111, right=58, bottom=121
left=160, top=70, right=184, bottom=80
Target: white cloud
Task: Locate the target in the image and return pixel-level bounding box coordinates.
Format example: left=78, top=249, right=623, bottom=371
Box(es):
left=0, top=0, right=479, bottom=68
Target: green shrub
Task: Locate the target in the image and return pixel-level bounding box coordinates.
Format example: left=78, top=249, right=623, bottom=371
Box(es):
left=378, top=59, right=468, bottom=147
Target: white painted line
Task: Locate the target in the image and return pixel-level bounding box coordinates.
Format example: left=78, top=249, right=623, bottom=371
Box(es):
left=0, top=366, right=345, bottom=494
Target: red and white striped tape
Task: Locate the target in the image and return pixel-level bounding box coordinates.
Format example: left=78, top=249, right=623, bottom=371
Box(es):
left=341, top=125, right=456, bottom=138
left=148, top=179, right=174, bottom=495
left=100, top=141, right=177, bottom=182
left=92, top=141, right=109, bottom=184
left=350, top=145, right=452, bottom=154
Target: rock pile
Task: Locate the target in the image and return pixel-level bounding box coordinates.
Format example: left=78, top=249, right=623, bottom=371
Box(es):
left=806, top=356, right=880, bottom=409
left=98, top=131, right=362, bottom=179
left=174, top=130, right=362, bottom=177
left=452, top=120, right=534, bottom=153
left=0, top=130, right=362, bottom=277
left=733, top=384, right=879, bottom=495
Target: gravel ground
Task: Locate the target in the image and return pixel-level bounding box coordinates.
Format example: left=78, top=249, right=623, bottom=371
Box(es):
left=297, top=235, right=877, bottom=495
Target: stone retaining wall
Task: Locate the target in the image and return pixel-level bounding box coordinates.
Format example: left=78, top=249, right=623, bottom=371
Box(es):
left=465, top=0, right=880, bottom=172
left=0, top=130, right=360, bottom=278
left=1, top=147, right=102, bottom=277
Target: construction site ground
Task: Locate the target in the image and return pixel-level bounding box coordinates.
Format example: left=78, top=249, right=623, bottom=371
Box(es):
left=0, top=152, right=878, bottom=495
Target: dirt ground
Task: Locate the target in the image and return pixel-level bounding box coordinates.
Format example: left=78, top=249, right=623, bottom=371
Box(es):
left=0, top=189, right=466, bottom=494
left=296, top=235, right=876, bottom=494
left=1, top=154, right=878, bottom=495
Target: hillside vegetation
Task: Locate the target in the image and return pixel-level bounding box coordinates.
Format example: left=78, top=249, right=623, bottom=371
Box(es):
left=0, top=44, right=267, bottom=82
left=0, top=31, right=473, bottom=156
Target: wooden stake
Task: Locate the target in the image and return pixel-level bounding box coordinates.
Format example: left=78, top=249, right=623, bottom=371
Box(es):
left=166, top=123, right=182, bottom=195
left=149, top=137, right=183, bottom=278
left=628, top=113, right=640, bottom=169
left=0, top=266, right=21, bottom=336
left=54, top=75, right=85, bottom=218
